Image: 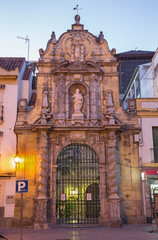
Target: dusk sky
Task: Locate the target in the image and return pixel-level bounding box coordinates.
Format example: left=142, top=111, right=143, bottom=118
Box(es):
left=0, top=0, right=158, bottom=61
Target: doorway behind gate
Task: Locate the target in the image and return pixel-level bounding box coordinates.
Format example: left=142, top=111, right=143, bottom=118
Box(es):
left=56, top=143, right=100, bottom=224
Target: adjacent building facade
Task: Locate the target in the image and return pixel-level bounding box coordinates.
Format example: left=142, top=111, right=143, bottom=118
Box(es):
left=122, top=62, right=154, bottom=110
left=0, top=58, right=35, bottom=227
left=14, top=16, right=144, bottom=228
left=152, top=48, right=158, bottom=98
left=122, top=49, right=158, bottom=223
left=115, top=50, right=154, bottom=100
left=136, top=98, right=158, bottom=223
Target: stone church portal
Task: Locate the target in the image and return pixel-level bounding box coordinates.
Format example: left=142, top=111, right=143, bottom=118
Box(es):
left=15, top=15, right=144, bottom=228
left=56, top=143, right=100, bottom=224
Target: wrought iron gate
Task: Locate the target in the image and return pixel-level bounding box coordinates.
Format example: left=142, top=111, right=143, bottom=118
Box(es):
left=56, top=143, right=100, bottom=224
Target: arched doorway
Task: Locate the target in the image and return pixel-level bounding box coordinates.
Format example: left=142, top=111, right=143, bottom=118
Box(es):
left=56, top=143, right=100, bottom=224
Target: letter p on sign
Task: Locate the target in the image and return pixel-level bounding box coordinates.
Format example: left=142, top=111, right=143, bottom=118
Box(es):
left=16, top=180, right=28, bottom=193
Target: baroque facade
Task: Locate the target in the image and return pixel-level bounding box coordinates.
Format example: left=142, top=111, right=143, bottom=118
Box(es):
left=14, top=15, right=144, bottom=227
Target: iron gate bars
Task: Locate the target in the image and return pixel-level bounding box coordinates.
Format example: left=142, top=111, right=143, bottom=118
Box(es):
left=56, top=143, right=100, bottom=224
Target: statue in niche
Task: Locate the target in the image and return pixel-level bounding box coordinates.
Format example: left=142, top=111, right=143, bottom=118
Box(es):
left=73, top=89, right=83, bottom=113
left=42, top=90, right=49, bottom=109
left=42, top=90, right=49, bottom=116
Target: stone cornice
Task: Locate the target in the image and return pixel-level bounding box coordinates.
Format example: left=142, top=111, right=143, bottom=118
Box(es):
left=137, top=111, right=158, bottom=117
left=36, top=72, right=119, bottom=77
left=32, top=124, right=53, bottom=131
left=0, top=75, right=17, bottom=80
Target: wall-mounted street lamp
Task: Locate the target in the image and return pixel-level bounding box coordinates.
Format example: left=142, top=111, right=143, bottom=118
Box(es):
left=14, top=156, right=24, bottom=164
left=14, top=155, right=24, bottom=174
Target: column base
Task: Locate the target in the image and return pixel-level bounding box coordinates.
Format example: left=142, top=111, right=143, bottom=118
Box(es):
left=110, top=220, right=122, bottom=227
left=34, top=198, right=51, bottom=229
left=108, top=196, right=122, bottom=227
left=34, top=222, right=50, bottom=230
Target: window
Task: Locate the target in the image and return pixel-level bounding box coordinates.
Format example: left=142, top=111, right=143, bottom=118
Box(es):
left=0, top=105, right=3, bottom=121
left=153, top=127, right=158, bottom=163
left=0, top=185, right=2, bottom=202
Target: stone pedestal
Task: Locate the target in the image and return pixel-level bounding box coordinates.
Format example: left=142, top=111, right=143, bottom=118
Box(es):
left=34, top=198, right=51, bottom=229
left=71, top=111, right=84, bottom=124
left=109, top=196, right=122, bottom=227
left=72, top=111, right=84, bottom=119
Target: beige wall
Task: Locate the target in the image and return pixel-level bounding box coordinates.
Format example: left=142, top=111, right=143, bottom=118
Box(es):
left=0, top=177, right=16, bottom=217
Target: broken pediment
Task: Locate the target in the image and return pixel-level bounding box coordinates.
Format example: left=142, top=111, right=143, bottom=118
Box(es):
left=38, top=16, right=115, bottom=64
left=53, top=60, right=104, bottom=74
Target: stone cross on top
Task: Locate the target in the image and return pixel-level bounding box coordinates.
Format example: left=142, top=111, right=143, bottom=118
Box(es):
left=73, top=4, right=82, bottom=15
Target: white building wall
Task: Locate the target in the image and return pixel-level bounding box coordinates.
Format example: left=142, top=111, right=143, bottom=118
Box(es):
left=152, top=49, right=158, bottom=97
left=0, top=84, right=18, bottom=172
left=22, top=80, right=29, bottom=100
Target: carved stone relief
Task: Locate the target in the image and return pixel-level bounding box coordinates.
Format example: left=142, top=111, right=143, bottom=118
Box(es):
left=71, top=44, right=85, bottom=62
left=127, top=99, right=136, bottom=113
left=62, top=31, right=92, bottom=60
left=34, top=199, right=50, bottom=224
left=58, top=134, right=67, bottom=146
left=88, top=133, right=99, bottom=146
left=18, top=99, right=27, bottom=112
left=109, top=198, right=122, bottom=226
left=70, top=131, right=86, bottom=142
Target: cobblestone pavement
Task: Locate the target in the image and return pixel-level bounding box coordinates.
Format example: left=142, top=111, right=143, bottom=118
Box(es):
left=1, top=224, right=158, bottom=240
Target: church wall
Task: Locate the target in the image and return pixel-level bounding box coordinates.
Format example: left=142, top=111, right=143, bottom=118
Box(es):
left=14, top=128, right=144, bottom=226
left=14, top=131, right=37, bottom=225
left=119, top=132, right=144, bottom=223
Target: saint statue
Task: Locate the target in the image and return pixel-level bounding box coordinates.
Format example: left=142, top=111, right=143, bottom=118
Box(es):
left=73, top=89, right=83, bottom=113
left=42, top=90, right=49, bottom=109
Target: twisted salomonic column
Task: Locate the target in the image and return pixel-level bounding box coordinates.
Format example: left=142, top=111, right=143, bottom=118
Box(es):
left=107, top=130, right=122, bottom=226
left=37, top=130, right=49, bottom=199
left=108, top=130, right=118, bottom=196
left=52, top=164, right=58, bottom=222
left=99, top=164, right=109, bottom=223
left=34, top=130, right=50, bottom=229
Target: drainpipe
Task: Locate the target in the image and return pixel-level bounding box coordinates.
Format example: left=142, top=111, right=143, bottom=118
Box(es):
left=138, top=69, right=141, bottom=98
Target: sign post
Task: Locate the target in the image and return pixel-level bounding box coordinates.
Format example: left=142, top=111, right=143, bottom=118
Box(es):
left=16, top=180, right=28, bottom=240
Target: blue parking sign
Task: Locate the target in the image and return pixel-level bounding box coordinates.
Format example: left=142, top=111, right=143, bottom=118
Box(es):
left=16, top=180, right=28, bottom=193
